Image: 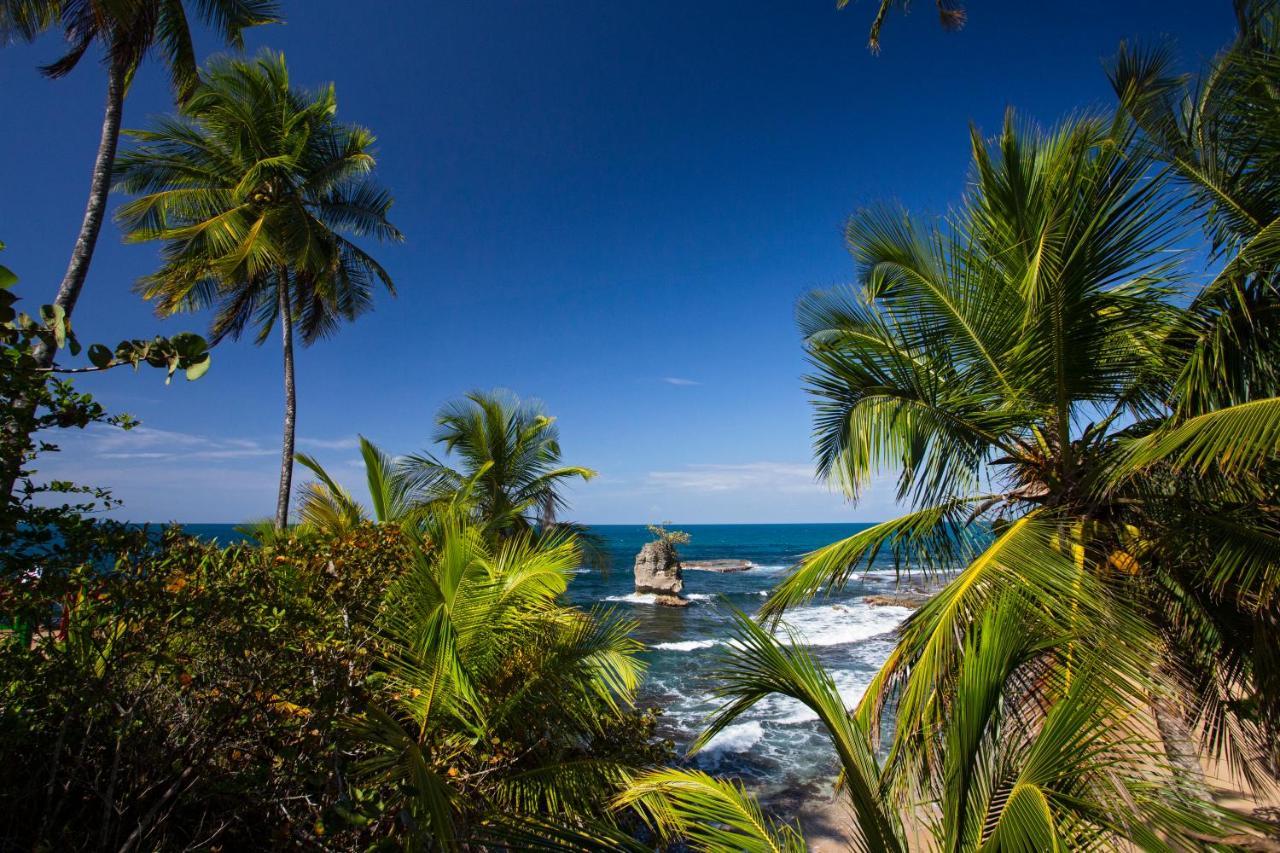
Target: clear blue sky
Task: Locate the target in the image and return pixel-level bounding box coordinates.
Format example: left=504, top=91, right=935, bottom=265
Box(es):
left=1, top=1, right=1235, bottom=524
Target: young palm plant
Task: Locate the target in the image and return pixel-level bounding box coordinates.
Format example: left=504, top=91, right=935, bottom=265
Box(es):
left=114, top=50, right=403, bottom=529
left=619, top=599, right=1240, bottom=850
left=347, top=509, right=648, bottom=847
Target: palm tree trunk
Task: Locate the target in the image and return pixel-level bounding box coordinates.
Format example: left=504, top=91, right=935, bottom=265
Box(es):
left=1150, top=668, right=1211, bottom=799
left=40, top=58, right=127, bottom=363
left=2, top=58, right=128, bottom=507
left=275, top=277, right=296, bottom=530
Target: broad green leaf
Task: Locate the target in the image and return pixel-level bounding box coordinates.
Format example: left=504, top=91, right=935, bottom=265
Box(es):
left=185, top=353, right=211, bottom=381
left=88, top=344, right=113, bottom=369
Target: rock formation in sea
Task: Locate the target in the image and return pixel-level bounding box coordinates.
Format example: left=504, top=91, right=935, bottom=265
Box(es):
left=682, top=559, right=753, bottom=573
left=863, top=592, right=933, bottom=609
left=633, top=540, right=688, bottom=606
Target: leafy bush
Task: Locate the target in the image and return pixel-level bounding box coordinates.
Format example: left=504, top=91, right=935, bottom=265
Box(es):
left=0, top=520, right=670, bottom=850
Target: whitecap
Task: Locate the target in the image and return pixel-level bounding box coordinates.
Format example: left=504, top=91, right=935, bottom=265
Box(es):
left=775, top=602, right=910, bottom=648
left=652, top=639, right=718, bottom=652
left=604, top=592, right=659, bottom=605
left=685, top=592, right=716, bottom=601
left=700, top=721, right=764, bottom=754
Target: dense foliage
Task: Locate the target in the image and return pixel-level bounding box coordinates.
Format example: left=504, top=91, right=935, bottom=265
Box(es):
left=0, top=519, right=670, bottom=850
left=3, top=1, right=1279, bottom=851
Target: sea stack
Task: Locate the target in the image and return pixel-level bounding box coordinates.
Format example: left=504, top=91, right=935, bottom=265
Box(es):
left=633, top=539, right=688, bottom=606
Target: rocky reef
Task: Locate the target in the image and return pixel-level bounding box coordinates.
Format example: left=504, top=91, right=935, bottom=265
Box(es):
left=682, top=559, right=753, bottom=573
left=633, top=540, right=688, bottom=606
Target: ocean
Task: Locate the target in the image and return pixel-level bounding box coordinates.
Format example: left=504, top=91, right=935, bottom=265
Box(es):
left=182, top=522, right=917, bottom=801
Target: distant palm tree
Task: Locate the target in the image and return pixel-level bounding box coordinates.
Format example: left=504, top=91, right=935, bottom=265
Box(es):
left=293, top=435, right=494, bottom=538
left=0, top=0, right=278, bottom=340
left=401, top=390, right=597, bottom=534
left=114, top=50, right=402, bottom=529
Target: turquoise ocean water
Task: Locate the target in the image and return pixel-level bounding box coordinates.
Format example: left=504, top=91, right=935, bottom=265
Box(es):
left=183, top=522, right=919, bottom=800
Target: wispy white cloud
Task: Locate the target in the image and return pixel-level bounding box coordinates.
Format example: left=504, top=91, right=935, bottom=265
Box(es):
left=298, top=436, right=360, bottom=450
left=647, top=461, right=821, bottom=494
left=661, top=377, right=701, bottom=387
left=86, top=426, right=275, bottom=462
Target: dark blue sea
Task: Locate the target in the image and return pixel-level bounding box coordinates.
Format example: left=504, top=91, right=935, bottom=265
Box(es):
left=183, top=523, right=920, bottom=799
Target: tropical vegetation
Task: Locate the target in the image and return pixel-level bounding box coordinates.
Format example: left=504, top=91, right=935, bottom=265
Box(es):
left=1, top=0, right=1278, bottom=851
left=625, top=3, right=1280, bottom=849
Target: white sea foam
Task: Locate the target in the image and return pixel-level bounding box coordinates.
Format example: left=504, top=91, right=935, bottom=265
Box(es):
left=652, top=639, right=718, bottom=652
left=604, top=592, right=659, bottom=605
left=754, top=669, right=875, bottom=724
left=775, top=602, right=910, bottom=648
left=685, top=592, right=716, bottom=601
left=700, top=721, right=764, bottom=754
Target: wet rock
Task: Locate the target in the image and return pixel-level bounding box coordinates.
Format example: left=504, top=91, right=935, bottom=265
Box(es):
left=682, top=559, right=753, bottom=573
left=862, top=592, right=932, bottom=609
left=634, top=540, right=685, bottom=605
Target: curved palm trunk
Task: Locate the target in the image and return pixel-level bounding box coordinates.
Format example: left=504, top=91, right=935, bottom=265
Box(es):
left=44, top=58, right=127, bottom=360
left=275, top=278, right=297, bottom=530
left=2, top=59, right=128, bottom=508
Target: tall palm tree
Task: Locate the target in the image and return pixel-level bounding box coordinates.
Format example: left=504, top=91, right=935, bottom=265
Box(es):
left=0, top=0, right=278, bottom=342
left=751, top=106, right=1278, bottom=796
left=114, top=50, right=402, bottom=529
left=0, top=0, right=277, bottom=504
left=401, top=390, right=597, bottom=534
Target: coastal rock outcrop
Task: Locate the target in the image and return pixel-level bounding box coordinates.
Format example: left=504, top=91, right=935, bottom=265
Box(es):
left=682, top=559, right=753, bottom=573
left=863, top=592, right=933, bottom=610
left=634, top=540, right=685, bottom=605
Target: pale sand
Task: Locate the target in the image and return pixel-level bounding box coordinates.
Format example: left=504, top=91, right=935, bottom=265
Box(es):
left=781, top=753, right=1280, bottom=851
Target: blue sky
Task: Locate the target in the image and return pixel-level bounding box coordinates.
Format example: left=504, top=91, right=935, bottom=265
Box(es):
left=1, top=1, right=1235, bottom=524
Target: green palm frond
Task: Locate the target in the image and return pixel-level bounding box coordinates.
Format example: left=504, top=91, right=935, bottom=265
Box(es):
left=616, top=769, right=808, bottom=853
left=695, top=610, right=906, bottom=852
left=1112, top=397, right=1280, bottom=479
left=760, top=497, right=987, bottom=620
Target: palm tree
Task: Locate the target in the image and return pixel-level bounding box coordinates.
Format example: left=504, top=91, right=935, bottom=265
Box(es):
left=1104, top=3, right=1280, bottom=774
left=748, top=105, right=1278, bottom=799
left=114, top=50, right=402, bottom=529
left=0, top=0, right=278, bottom=343
left=292, top=435, right=495, bottom=538
left=401, top=390, right=597, bottom=534
left=618, top=600, right=1240, bottom=850
left=348, top=509, right=646, bottom=846
left=0, top=0, right=277, bottom=504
